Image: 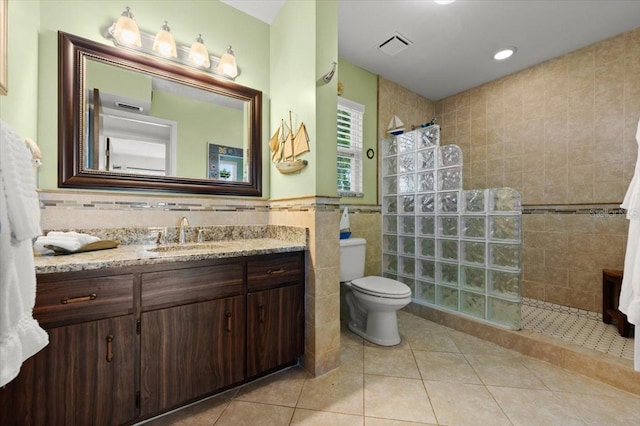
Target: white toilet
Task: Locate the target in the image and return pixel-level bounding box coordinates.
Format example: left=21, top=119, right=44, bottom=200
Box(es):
left=340, top=237, right=412, bottom=346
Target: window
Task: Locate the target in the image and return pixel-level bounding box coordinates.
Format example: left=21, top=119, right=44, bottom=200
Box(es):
left=337, top=97, right=364, bottom=197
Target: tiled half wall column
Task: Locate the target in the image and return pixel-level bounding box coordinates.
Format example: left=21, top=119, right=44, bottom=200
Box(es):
left=381, top=126, right=523, bottom=329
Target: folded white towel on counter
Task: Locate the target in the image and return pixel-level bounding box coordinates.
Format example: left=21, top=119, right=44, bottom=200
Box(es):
left=33, top=231, right=101, bottom=254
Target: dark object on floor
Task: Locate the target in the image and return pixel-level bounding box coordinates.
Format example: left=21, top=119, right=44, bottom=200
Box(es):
left=602, top=269, right=632, bottom=337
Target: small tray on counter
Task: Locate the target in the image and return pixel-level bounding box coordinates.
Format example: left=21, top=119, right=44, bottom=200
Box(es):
left=44, top=240, right=121, bottom=255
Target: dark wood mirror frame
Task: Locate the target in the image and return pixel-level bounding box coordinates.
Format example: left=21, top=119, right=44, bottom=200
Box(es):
left=59, top=31, right=262, bottom=196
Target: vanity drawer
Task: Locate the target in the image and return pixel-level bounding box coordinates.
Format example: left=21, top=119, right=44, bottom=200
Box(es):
left=141, top=263, right=243, bottom=311
left=34, top=274, right=134, bottom=327
left=247, top=252, right=304, bottom=292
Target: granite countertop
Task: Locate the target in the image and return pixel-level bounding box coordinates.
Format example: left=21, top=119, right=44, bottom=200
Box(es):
left=34, top=225, right=308, bottom=274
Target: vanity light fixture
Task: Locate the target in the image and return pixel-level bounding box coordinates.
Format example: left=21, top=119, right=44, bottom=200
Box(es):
left=105, top=8, right=240, bottom=80
left=152, top=21, right=177, bottom=58
left=434, top=0, right=456, bottom=5
left=189, top=34, right=210, bottom=68
left=217, top=46, right=238, bottom=79
left=494, top=47, right=517, bottom=60
left=112, top=6, right=141, bottom=47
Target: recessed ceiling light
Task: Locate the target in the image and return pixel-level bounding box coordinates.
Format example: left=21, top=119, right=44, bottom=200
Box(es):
left=494, top=47, right=517, bottom=60
left=434, top=0, right=456, bottom=4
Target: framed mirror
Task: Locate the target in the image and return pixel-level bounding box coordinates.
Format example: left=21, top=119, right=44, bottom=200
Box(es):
left=59, top=31, right=262, bottom=196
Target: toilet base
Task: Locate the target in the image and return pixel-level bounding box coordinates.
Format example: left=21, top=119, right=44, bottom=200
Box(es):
left=347, top=319, right=402, bottom=346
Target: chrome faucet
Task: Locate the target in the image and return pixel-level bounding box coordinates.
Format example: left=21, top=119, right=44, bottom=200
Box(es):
left=178, top=217, right=190, bottom=244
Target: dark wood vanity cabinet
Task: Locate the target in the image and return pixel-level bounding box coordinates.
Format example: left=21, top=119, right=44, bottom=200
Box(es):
left=0, top=274, right=137, bottom=426
left=246, top=254, right=305, bottom=377
left=0, top=251, right=304, bottom=425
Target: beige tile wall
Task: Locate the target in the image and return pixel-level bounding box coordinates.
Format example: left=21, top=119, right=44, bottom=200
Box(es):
left=522, top=211, right=628, bottom=311
left=269, top=198, right=342, bottom=377
left=378, top=77, right=436, bottom=142
left=434, top=27, right=640, bottom=310
left=435, top=28, right=640, bottom=202
left=345, top=208, right=382, bottom=277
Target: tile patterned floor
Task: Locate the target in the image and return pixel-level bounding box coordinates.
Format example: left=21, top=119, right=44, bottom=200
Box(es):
left=522, top=298, right=635, bottom=360
left=140, top=311, right=640, bottom=426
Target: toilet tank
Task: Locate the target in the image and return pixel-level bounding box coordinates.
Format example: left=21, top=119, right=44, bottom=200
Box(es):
left=339, top=237, right=366, bottom=282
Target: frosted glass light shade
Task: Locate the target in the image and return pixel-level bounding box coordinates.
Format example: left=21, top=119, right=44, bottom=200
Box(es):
left=217, top=46, right=238, bottom=78
left=153, top=21, right=177, bottom=58
left=188, top=34, right=210, bottom=68
left=113, top=7, right=141, bottom=47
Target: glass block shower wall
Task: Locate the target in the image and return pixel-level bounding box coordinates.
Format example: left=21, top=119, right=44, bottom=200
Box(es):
left=381, top=125, right=523, bottom=329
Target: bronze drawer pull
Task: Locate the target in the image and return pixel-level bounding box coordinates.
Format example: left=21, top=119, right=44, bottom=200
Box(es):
left=60, top=293, right=97, bottom=304
left=106, top=335, right=114, bottom=362
left=225, top=311, right=232, bottom=333
left=266, top=268, right=285, bottom=275
left=258, top=304, right=265, bottom=323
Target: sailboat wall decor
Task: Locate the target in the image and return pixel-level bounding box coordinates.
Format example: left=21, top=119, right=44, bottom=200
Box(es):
left=387, top=115, right=405, bottom=135
left=269, top=111, right=310, bottom=174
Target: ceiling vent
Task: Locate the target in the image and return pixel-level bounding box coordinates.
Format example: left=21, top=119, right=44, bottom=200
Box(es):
left=378, top=32, right=412, bottom=56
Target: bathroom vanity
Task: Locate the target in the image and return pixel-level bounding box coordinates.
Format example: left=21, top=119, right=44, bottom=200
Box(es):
left=0, top=234, right=305, bottom=425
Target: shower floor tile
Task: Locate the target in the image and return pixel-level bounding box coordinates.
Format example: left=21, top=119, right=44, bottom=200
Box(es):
left=522, top=298, right=635, bottom=360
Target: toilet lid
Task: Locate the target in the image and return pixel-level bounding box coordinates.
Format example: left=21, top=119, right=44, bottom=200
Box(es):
left=351, top=276, right=412, bottom=298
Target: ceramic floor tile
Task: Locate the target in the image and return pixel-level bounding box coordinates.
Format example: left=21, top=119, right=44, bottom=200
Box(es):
left=233, top=366, right=309, bottom=407
left=464, top=353, right=547, bottom=389
left=364, top=346, right=420, bottom=378
left=520, top=357, right=625, bottom=397
left=424, top=380, right=511, bottom=426
left=290, top=408, right=364, bottom=426
left=139, top=311, right=640, bottom=425
left=214, top=400, right=294, bottom=426
left=407, top=332, right=460, bottom=353
left=341, top=343, right=364, bottom=373
left=297, top=369, right=364, bottom=415
left=413, top=351, right=482, bottom=384
left=365, top=418, right=436, bottom=426
left=556, top=390, right=640, bottom=425
left=364, top=375, right=436, bottom=424
left=341, top=323, right=365, bottom=347
left=488, top=386, right=585, bottom=426
left=447, top=331, right=517, bottom=356
left=143, top=392, right=231, bottom=426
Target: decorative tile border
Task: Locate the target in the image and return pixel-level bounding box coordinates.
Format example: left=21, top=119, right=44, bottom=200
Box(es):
left=38, top=191, right=345, bottom=213
left=522, top=204, right=625, bottom=216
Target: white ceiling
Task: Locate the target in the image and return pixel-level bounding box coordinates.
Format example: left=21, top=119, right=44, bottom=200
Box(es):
left=223, top=0, right=640, bottom=101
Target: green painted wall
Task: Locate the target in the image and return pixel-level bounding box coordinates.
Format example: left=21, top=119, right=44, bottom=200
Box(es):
left=269, top=0, right=338, bottom=200
left=314, top=1, right=339, bottom=198
left=269, top=0, right=317, bottom=199
left=150, top=90, right=243, bottom=179
left=85, top=59, right=152, bottom=104
left=336, top=59, right=378, bottom=205
left=0, top=0, right=40, bottom=142
left=31, top=0, right=270, bottom=194
left=4, top=0, right=356, bottom=200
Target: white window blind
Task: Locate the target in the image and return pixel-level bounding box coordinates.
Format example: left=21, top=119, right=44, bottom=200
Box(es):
left=337, top=97, right=364, bottom=197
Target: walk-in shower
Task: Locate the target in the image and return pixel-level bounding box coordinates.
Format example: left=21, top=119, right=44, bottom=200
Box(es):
left=381, top=125, right=523, bottom=329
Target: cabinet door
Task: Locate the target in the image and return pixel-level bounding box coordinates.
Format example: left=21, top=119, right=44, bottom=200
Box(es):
left=0, top=315, right=136, bottom=426
left=246, top=284, right=304, bottom=378
left=140, top=296, right=245, bottom=416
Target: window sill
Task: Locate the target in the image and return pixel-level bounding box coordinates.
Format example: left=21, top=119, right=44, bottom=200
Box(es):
left=339, top=191, right=364, bottom=198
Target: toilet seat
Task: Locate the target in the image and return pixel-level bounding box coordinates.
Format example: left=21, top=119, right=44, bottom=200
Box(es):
left=351, top=276, right=412, bottom=299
